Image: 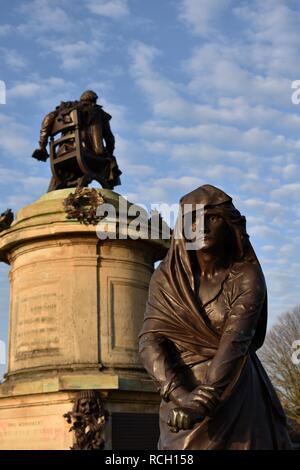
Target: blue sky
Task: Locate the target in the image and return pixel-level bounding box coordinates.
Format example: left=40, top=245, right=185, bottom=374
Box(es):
left=0, top=0, right=300, bottom=378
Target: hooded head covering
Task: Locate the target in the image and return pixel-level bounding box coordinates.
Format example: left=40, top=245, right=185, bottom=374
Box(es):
left=178, top=184, right=257, bottom=263
left=140, top=184, right=267, bottom=354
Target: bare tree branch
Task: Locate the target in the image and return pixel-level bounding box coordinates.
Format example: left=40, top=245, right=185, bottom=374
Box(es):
left=258, top=305, right=300, bottom=425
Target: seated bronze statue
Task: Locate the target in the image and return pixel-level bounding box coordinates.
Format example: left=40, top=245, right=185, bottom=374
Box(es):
left=32, top=90, right=122, bottom=192
left=139, top=184, right=292, bottom=450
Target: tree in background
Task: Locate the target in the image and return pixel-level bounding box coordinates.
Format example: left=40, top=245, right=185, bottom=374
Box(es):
left=259, top=305, right=300, bottom=426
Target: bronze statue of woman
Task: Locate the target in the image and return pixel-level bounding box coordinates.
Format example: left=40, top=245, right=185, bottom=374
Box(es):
left=139, top=184, right=292, bottom=450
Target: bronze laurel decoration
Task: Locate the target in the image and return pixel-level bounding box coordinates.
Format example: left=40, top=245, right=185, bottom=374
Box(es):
left=64, top=187, right=105, bottom=225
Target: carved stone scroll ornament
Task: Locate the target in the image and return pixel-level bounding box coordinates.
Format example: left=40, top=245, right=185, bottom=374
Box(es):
left=64, top=187, right=105, bottom=225
left=0, top=209, right=14, bottom=232
left=63, top=390, right=108, bottom=450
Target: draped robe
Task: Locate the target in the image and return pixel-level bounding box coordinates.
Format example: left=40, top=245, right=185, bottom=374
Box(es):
left=139, top=185, right=292, bottom=450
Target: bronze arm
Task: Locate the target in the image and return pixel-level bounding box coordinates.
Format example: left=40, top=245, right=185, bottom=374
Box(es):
left=204, top=263, right=266, bottom=395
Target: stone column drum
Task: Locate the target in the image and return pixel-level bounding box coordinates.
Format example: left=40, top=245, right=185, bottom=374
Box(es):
left=0, top=189, right=169, bottom=449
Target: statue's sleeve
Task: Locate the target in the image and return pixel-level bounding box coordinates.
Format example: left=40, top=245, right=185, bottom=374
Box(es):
left=39, top=111, right=56, bottom=149
left=204, top=263, right=266, bottom=394
left=139, top=322, right=182, bottom=402
left=102, top=112, right=115, bottom=155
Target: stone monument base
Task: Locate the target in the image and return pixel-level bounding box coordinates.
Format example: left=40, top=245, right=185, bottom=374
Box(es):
left=0, top=372, right=160, bottom=450
left=0, top=188, right=167, bottom=449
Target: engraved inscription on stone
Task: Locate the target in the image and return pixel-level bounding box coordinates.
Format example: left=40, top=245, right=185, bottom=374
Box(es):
left=15, top=286, right=61, bottom=358
left=0, top=415, right=71, bottom=450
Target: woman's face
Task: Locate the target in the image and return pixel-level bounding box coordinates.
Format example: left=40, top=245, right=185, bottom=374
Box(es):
left=191, top=210, right=227, bottom=252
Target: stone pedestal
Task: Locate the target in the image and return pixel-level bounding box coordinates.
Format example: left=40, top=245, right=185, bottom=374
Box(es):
left=0, top=189, right=168, bottom=449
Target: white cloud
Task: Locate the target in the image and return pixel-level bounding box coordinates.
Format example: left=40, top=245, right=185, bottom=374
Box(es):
left=141, top=120, right=292, bottom=156
left=271, top=183, right=300, bottom=201
left=278, top=243, right=296, bottom=257
left=262, top=263, right=300, bottom=321
left=98, top=101, right=129, bottom=132
left=8, top=82, right=41, bottom=98
left=125, top=175, right=205, bottom=207
left=127, top=27, right=300, bottom=304
left=0, top=166, right=25, bottom=185
left=203, top=164, right=251, bottom=182
left=129, top=41, right=191, bottom=118
left=177, top=0, right=300, bottom=132
left=0, top=114, right=33, bottom=158
left=17, top=0, right=72, bottom=34
left=179, top=1, right=300, bottom=113
left=234, top=0, right=300, bottom=77
left=249, top=224, right=280, bottom=239
left=8, top=76, right=77, bottom=110
left=0, top=48, right=27, bottom=69
left=0, top=25, right=12, bottom=36
left=0, top=0, right=297, bottom=329
left=121, top=163, right=154, bottom=180
left=184, top=43, right=292, bottom=107
left=243, top=198, right=285, bottom=216
left=261, top=245, right=275, bottom=253
left=23, top=176, right=50, bottom=192
left=4, top=194, right=36, bottom=209
left=140, top=97, right=300, bottom=135
left=87, top=0, right=129, bottom=19
left=0, top=163, right=49, bottom=210
left=110, top=135, right=155, bottom=184
left=129, top=40, right=300, bottom=146
left=272, top=162, right=300, bottom=181
left=41, top=38, right=105, bottom=71
left=178, top=0, right=232, bottom=37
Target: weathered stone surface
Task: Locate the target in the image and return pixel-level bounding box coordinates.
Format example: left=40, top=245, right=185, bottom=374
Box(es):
left=0, top=189, right=168, bottom=378
left=0, top=389, right=160, bottom=450
left=0, top=189, right=167, bottom=449
left=0, top=392, right=74, bottom=450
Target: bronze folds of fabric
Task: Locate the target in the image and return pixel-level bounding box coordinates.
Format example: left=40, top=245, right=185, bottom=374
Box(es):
left=139, top=184, right=292, bottom=450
